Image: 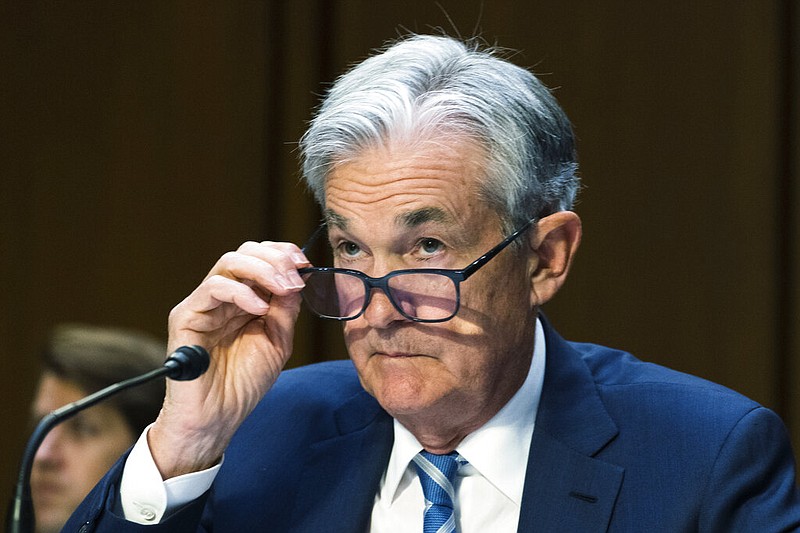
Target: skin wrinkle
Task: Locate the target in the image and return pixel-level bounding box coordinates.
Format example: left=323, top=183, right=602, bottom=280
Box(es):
left=326, top=140, right=480, bottom=205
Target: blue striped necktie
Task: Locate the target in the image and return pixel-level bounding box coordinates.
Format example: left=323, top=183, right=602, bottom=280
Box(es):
left=412, top=450, right=462, bottom=533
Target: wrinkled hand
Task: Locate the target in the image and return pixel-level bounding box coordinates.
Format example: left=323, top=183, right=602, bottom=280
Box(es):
left=149, top=241, right=309, bottom=478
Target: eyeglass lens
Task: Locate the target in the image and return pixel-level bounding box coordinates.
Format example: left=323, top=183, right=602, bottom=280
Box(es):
left=300, top=271, right=458, bottom=321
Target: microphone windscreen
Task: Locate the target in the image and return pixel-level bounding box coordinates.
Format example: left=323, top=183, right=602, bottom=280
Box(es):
left=164, top=345, right=210, bottom=381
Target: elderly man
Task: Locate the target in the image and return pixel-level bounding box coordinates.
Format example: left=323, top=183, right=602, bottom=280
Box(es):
left=66, top=34, right=799, bottom=532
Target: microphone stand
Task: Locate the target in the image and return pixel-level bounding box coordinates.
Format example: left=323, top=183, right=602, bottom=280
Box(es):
left=5, top=345, right=209, bottom=533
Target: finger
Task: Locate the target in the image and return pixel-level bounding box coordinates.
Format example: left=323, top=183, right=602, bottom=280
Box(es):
left=238, top=241, right=311, bottom=286
left=235, top=241, right=310, bottom=269
left=254, top=241, right=310, bottom=267
left=209, top=241, right=309, bottom=288
left=263, top=291, right=304, bottom=352
left=208, top=250, right=305, bottom=295
left=190, top=274, right=271, bottom=315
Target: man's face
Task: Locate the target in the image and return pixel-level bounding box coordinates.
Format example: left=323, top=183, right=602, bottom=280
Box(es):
left=324, top=138, right=539, bottom=441
left=30, top=372, right=135, bottom=533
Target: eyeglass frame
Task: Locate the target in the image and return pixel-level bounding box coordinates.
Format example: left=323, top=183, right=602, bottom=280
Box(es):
left=296, top=216, right=538, bottom=323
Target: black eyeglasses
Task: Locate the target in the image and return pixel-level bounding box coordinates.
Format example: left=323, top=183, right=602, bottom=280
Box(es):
left=296, top=217, right=537, bottom=323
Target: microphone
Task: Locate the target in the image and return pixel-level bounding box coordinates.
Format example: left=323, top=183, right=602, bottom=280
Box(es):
left=162, top=345, right=211, bottom=381
left=5, top=345, right=210, bottom=533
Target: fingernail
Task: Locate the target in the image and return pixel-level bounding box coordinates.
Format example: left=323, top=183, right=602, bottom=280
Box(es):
left=286, top=270, right=305, bottom=289
left=292, top=253, right=309, bottom=264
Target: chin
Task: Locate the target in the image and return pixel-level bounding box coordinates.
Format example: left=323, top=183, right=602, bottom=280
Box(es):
left=34, top=512, right=69, bottom=533
left=377, top=394, right=429, bottom=417
left=370, top=377, right=446, bottom=418
left=357, top=353, right=455, bottom=413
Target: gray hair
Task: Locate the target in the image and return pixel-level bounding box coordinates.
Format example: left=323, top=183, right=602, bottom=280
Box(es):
left=299, top=34, right=579, bottom=232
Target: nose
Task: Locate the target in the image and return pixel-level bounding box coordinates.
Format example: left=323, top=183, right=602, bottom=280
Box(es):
left=362, top=287, right=406, bottom=328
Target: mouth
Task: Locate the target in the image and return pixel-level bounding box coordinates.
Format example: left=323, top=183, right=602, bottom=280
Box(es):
left=375, top=351, right=426, bottom=359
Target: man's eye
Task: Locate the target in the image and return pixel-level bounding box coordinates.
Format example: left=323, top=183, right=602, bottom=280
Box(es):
left=67, top=418, right=101, bottom=439
left=419, top=238, right=444, bottom=255
left=340, top=241, right=361, bottom=257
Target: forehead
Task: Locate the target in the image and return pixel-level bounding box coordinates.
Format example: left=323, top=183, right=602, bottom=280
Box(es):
left=323, top=138, right=494, bottom=230
left=34, top=373, right=86, bottom=411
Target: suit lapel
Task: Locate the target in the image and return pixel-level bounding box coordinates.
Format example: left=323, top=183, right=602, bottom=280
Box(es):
left=518, top=431, right=624, bottom=531
left=517, top=318, right=623, bottom=531
left=288, top=389, right=393, bottom=533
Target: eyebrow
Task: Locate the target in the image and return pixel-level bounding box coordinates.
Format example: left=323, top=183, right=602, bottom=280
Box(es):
left=323, top=206, right=452, bottom=230
left=396, top=207, right=451, bottom=228
left=323, top=209, right=348, bottom=229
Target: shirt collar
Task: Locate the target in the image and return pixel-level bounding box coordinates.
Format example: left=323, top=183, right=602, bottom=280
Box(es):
left=380, top=317, right=546, bottom=506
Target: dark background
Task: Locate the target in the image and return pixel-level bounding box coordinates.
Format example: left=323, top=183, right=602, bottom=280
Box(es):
left=2, top=0, right=798, bottom=513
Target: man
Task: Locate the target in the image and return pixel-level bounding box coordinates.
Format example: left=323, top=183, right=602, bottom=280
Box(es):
left=28, top=324, right=165, bottom=533
left=66, top=34, right=800, bottom=532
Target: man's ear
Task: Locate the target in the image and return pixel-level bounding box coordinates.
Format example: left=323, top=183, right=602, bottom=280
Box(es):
left=527, top=211, right=582, bottom=308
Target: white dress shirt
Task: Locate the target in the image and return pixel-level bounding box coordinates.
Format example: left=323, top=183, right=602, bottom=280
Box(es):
left=370, top=318, right=545, bottom=532
left=120, top=319, right=546, bottom=530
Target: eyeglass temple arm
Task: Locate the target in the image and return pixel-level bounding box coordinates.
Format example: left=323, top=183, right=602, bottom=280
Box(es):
left=460, top=217, right=538, bottom=279
left=301, top=223, right=327, bottom=254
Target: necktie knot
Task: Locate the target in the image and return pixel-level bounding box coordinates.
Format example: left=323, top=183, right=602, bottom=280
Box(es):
left=413, top=451, right=463, bottom=533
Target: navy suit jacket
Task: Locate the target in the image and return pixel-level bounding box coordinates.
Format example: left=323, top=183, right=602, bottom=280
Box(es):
left=65, top=320, right=800, bottom=532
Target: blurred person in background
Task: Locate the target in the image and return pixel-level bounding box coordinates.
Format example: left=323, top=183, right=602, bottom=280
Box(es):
left=28, top=323, right=165, bottom=533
